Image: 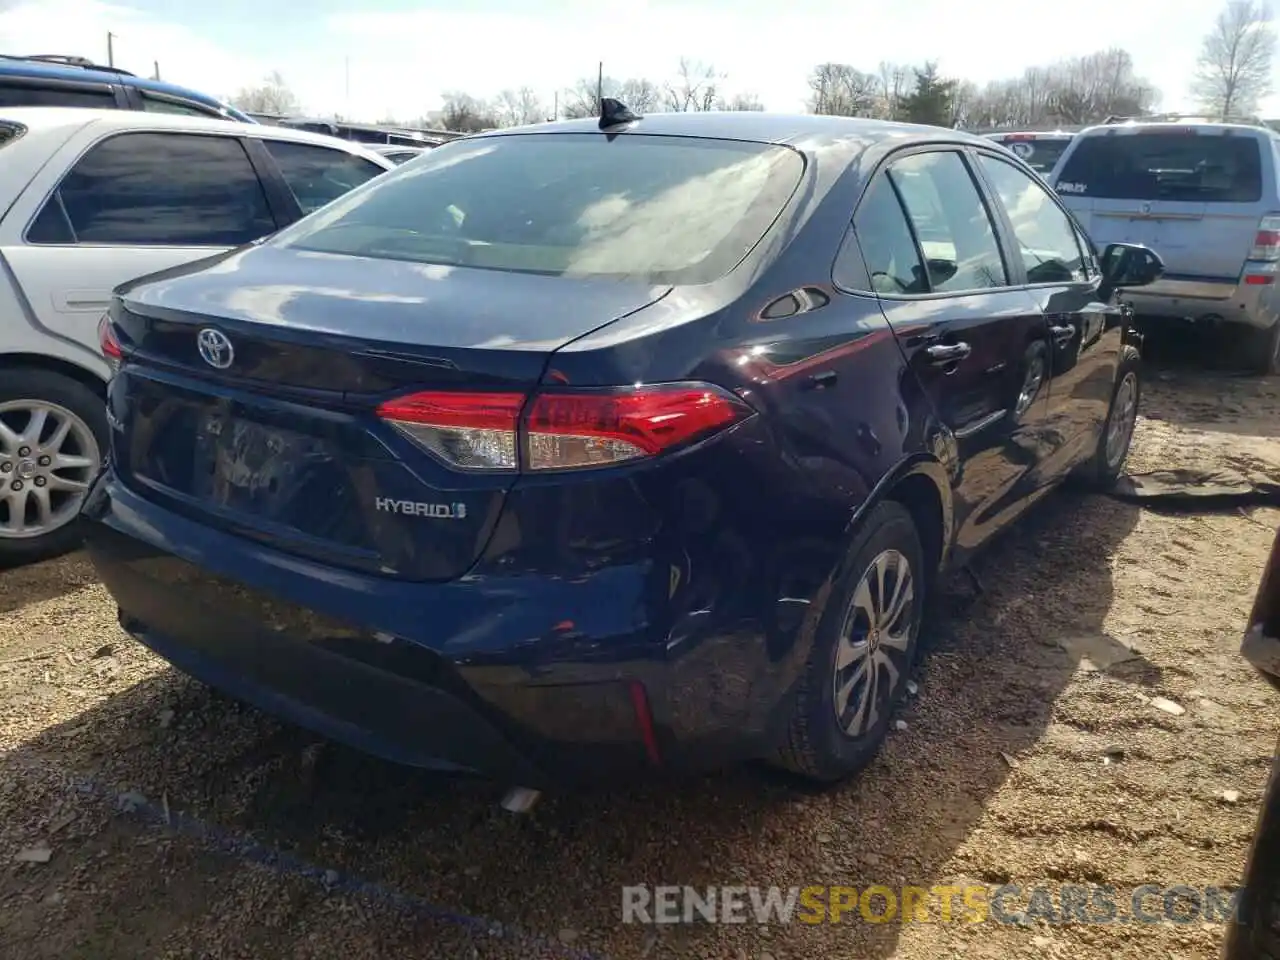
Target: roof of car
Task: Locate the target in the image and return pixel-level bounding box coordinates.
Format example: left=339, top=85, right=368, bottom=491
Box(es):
left=0, top=56, right=239, bottom=113
left=984, top=131, right=1076, bottom=139
left=478, top=111, right=997, bottom=152
left=1076, top=117, right=1278, bottom=139
left=0, top=107, right=395, bottom=165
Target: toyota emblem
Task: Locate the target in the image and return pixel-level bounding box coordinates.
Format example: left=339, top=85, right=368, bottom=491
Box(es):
left=197, top=328, right=234, bottom=369
left=1140, top=201, right=1152, bottom=215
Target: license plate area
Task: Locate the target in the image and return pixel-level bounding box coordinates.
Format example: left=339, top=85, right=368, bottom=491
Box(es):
left=193, top=411, right=325, bottom=514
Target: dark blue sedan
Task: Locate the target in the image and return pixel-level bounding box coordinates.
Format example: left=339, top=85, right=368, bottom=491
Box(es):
left=83, top=108, right=1163, bottom=788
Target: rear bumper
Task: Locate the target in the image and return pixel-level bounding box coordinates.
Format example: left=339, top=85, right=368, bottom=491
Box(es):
left=1124, top=278, right=1279, bottom=330
left=81, top=471, right=784, bottom=787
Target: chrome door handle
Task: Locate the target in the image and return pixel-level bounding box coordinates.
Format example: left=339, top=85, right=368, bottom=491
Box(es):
left=1050, top=324, right=1076, bottom=343
left=925, top=342, right=972, bottom=364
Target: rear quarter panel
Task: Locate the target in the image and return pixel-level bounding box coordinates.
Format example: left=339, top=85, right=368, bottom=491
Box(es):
left=477, top=139, right=948, bottom=743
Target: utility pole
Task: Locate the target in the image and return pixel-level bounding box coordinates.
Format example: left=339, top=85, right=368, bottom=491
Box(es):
left=152, top=60, right=160, bottom=81
left=596, top=61, right=603, bottom=111
left=106, top=31, right=116, bottom=68
left=552, top=90, right=558, bottom=121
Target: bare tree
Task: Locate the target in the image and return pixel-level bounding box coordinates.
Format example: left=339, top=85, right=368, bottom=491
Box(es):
left=807, top=63, right=878, bottom=116
left=618, top=78, right=662, bottom=112
left=962, top=48, right=1158, bottom=130
left=1193, top=0, right=1276, bottom=118
left=230, top=71, right=300, bottom=116
left=665, top=57, right=722, bottom=112
left=560, top=75, right=660, bottom=118
left=493, top=87, right=546, bottom=127
left=721, top=92, right=765, bottom=111
left=440, top=91, right=497, bottom=132
left=876, top=62, right=913, bottom=120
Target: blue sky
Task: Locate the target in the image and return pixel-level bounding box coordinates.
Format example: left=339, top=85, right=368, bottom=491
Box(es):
left=0, top=0, right=1267, bottom=122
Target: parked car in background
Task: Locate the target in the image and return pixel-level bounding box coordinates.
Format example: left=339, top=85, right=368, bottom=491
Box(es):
left=86, top=110, right=1162, bottom=790
left=1221, top=525, right=1280, bottom=959
left=0, top=108, right=393, bottom=562
left=374, top=144, right=430, bottom=164
left=983, top=130, right=1075, bottom=175
left=1051, top=114, right=1280, bottom=374
left=0, top=54, right=252, bottom=122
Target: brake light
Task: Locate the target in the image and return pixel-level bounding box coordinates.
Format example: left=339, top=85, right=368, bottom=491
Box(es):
left=1251, top=215, right=1280, bottom=261
left=377, top=391, right=524, bottom=471
left=376, top=383, right=752, bottom=473
left=98, top=314, right=122, bottom=373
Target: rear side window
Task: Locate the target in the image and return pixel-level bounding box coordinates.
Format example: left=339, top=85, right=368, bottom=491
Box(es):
left=140, top=93, right=220, bottom=118
left=262, top=140, right=387, bottom=214
left=271, top=133, right=805, bottom=285
left=1056, top=131, right=1263, bottom=203
left=845, top=177, right=927, bottom=294
left=0, top=81, right=116, bottom=109
left=27, top=132, right=276, bottom=246
left=887, top=151, right=1008, bottom=293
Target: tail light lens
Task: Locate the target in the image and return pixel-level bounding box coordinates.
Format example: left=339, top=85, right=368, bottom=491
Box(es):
left=98, top=313, right=122, bottom=374
left=1249, top=214, right=1280, bottom=261
left=376, top=383, right=752, bottom=473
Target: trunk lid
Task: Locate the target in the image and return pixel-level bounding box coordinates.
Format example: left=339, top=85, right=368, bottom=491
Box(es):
left=110, top=244, right=671, bottom=581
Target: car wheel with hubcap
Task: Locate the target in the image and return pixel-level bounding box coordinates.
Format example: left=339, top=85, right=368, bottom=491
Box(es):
left=0, top=369, right=106, bottom=565
left=772, top=500, right=926, bottom=783
left=1075, top=344, right=1141, bottom=489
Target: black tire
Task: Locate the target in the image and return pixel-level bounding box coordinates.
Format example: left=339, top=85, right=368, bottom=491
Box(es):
left=1075, top=344, right=1141, bottom=490
left=1243, top=320, right=1280, bottom=376
left=771, top=500, right=925, bottom=783
left=0, top=367, right=107, bottom=566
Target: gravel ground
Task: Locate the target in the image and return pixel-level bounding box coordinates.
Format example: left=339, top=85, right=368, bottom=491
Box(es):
left=2, top=349, right=1279, bottom=960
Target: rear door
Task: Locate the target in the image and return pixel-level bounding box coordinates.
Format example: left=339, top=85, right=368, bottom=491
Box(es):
left=0, top=129, right=286, bottom=356
left=859, top=147, right=1055, bottom=559
left=974, top=149, right=1121, bottom=481
left=1054, top=126, right=1271, bottom=296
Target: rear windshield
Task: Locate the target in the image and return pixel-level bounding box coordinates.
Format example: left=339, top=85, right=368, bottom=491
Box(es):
left=271, top=133, right=805, bottom=284
left=1055, top=131, right=1263, bottom=203
left=993, top=137, right=1071, bottom=174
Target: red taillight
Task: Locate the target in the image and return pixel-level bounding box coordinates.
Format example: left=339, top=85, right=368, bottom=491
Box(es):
left=376, top=391, right=524, bottom=471
left=375, top=383, right=752, bottom=473
left=525, top=386, right=750, bottom=470
left=98, top=314, right=122, bottom=373
left=1249, top=215, right=1280, bottom=261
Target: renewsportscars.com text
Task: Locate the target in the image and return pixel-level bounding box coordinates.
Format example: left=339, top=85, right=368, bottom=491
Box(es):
left=621, top=883, right=1244, bottom=925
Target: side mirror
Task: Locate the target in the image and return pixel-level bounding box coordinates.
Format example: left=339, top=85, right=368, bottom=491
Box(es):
left=1099, top=242, right=1164, bottom=299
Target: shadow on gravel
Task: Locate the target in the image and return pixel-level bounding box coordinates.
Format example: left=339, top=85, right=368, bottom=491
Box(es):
left=0, top=550, right=96, bottom=616
left=1138, top=327, right=1280, bottom=441
left=0, top=486, right=1142, bottom=960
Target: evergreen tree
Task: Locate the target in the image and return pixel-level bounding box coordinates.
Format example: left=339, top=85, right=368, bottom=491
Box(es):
left=898, top=61, right=957, bottom=127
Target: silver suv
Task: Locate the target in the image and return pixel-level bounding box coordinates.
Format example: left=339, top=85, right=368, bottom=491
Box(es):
left=1050, top=115, right=1280, bottom=373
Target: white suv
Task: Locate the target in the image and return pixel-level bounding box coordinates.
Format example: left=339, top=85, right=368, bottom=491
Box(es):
left=0, top=108, right=394, bottom=562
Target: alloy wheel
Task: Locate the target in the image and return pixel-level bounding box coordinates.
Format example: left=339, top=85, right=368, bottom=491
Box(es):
left=0, top=400, right=100, bottom=539
left=1104, top=372, right=1138, bottom=468
left=831, top=548, right=916, bottom=738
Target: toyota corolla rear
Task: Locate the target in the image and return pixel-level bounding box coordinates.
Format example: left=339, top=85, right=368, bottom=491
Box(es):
left=82, top=127, right=814, bottom=786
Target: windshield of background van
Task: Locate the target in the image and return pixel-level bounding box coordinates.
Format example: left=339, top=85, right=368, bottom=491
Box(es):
left=272, top=133, right=805, bottom=284
left=1055, top=131, right=1263, bottom=203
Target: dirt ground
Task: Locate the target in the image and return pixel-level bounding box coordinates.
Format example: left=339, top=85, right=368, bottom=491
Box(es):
left=2, top=342, right=1280, bottom=960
